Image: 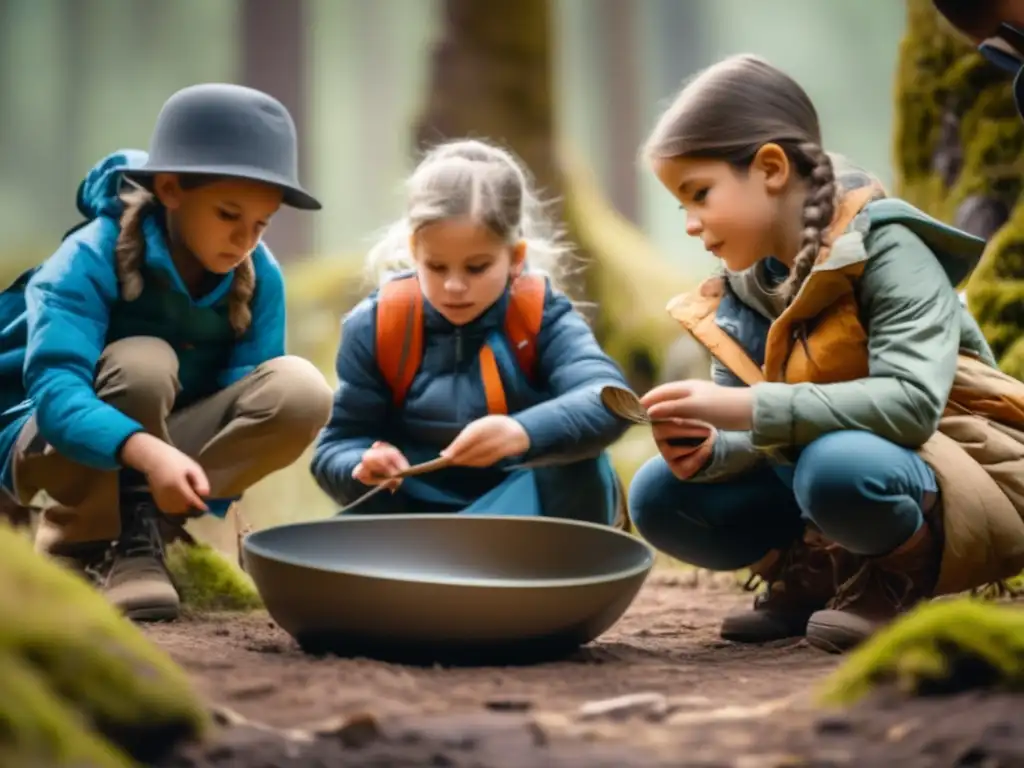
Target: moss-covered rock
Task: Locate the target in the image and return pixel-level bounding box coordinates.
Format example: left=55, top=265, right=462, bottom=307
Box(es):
left=818, top=598, right=1024, bottom=706
left=165, top=540, right=263, bottom=614
left=0, top=524, right=208, bottom=766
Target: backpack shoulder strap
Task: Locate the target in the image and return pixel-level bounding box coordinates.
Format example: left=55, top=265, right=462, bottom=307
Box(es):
left=504, top=273, right=547, bottom=380
left=376, top=275, right=425, bottom=408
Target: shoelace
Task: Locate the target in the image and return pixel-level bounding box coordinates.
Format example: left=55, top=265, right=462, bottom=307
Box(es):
left=106, top=501, right=167, bottom=578
left=747, top=541, right=846, bottom=605
left=828, top=561, right=911, bottom=612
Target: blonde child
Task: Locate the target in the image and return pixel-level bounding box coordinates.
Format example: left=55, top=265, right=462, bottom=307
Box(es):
left=628, top=55, right=1024, bottom=652
left=0, top=83, right=333, bottom=621
left=311, top=139, right=631, bottom=527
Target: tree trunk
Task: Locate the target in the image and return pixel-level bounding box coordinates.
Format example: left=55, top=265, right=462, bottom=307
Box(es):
left=413, top=0, right=705, bottom=392
left=241, top=0, right=310, bottom=262
left=414, top=0, right=559, bottom=212
left=896, top=0, right=1024, bottom=379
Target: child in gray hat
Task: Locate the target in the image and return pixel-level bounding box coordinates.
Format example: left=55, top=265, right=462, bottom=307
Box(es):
left=0, top=83, right=333, bottom=622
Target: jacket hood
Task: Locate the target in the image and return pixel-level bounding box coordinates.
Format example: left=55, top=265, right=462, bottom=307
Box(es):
left=75, top=149, right=150, bottom=221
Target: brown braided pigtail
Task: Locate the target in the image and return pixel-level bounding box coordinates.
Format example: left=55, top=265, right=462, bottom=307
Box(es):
left=778, top=142, right=836, bottom=306
left=115, top=188, right=157, bottom=301
left=227, top=256, right=256, bottom=336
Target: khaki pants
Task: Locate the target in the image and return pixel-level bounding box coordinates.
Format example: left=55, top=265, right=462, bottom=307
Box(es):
left=13, top=337, right=333, bottom=553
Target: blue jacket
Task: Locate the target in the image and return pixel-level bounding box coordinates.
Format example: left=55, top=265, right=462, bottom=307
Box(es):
left=310, top=276, right=630, bottom=506
left=0, top=149, right=287, bottom=483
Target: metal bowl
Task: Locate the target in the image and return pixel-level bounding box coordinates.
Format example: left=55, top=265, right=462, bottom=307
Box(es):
left=242, top=514, right=655, bottom=665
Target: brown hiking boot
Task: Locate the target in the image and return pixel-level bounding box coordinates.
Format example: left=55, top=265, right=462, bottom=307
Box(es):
left=102, top=495, right=180, bottom=622
left=806, top=521, right=940, bottom=654
left=720, top=528, right=855, bottom=643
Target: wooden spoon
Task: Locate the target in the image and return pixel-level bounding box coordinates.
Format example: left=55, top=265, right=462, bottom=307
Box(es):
left=600, top=385, right=707, bottom=448
left=338, top=456, right=452, bottom=514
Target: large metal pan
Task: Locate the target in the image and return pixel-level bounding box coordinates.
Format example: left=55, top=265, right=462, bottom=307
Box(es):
left=242, top=514, right=655, bottom=665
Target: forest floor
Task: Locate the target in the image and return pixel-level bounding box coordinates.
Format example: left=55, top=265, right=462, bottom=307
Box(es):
left=143, top=569, right=1024, bottom=767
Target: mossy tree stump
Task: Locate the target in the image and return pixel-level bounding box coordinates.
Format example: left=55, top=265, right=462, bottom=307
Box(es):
left=897, top=0, right=1024, bottom=378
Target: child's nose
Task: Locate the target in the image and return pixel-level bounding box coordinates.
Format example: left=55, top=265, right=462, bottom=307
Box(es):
left=685, top=213, right=703, bottom=237
left=232, top=226, right=259, bottom=252
left=445, top=276, right=467, bottom=293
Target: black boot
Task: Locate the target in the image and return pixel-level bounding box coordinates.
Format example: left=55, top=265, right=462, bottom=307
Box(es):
left=101, top=477, right=180, bottom=622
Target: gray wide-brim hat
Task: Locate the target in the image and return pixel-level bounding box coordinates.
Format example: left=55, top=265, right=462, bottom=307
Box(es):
left=126, top=82, right=321, bottom=211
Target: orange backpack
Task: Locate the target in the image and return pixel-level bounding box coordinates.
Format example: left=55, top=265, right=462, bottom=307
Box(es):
left=375, top=273, right=547, bottom=413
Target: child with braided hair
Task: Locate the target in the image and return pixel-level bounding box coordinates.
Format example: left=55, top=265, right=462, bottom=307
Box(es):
left=0, top=83, right=334, bottom=622
left=628, top=54, right=1024, bottom=653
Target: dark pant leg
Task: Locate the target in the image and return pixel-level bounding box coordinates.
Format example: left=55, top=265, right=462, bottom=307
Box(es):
left=533, top=454, right=619, bottom=527
left=791, top=430, right=936, bottom=556
left=628, top=456, right=804, bottom=570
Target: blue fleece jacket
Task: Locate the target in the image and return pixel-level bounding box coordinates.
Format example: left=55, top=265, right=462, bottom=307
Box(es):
left=310, top=275, right=631, bottom=507
left=0, top=149, right=287, bottom=483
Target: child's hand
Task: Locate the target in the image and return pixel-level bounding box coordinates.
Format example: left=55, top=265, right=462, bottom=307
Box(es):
left=642, top=380, right=754, bottom=431
left=120, top=433, right=210, bottom=515
left=352, top=441, right=410, bottom=488
left=441, top=416, right=530, bottom=467
left=652, top=420, right=716, bottom=480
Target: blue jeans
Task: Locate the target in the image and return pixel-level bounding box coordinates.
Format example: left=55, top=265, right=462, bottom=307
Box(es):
left=628, top=430, right=937, bottom=570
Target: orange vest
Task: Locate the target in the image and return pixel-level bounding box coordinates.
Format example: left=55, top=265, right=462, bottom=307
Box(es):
left=669, top=185, right=877, bottom=388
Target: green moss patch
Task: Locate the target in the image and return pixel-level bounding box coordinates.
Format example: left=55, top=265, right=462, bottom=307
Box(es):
left=818, top=598, right=1024, bottom=706
left=165, top=541, right=263, bottom=614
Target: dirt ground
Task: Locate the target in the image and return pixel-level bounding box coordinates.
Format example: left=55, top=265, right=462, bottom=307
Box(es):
left=144, top=570, right=1024, bottom=767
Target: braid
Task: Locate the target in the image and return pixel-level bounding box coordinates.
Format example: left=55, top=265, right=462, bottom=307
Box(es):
left=227, top=256, right=256, bottom=337
left=778, top=142, right=836, bottom=306
left=117, top=184, right=255, bottom=336
left=115, top=188, right=156, bottom=301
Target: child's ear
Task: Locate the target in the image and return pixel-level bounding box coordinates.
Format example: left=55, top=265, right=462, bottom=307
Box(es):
left=750, top=143, right=791, bottom=195
left=510, top=241, right=527, bottom=279
left=152, top=173, right=184, bottom=210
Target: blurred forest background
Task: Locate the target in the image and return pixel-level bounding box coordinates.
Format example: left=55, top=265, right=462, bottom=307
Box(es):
left=4, top=0, right=1016, bottom=556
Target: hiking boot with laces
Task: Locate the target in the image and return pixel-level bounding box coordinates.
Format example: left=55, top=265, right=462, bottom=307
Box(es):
left=720, top=528, right=855, bottom=643
left=103, top=491, right=180, bottom=622
left=806, top=522, right=940, bottom=654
